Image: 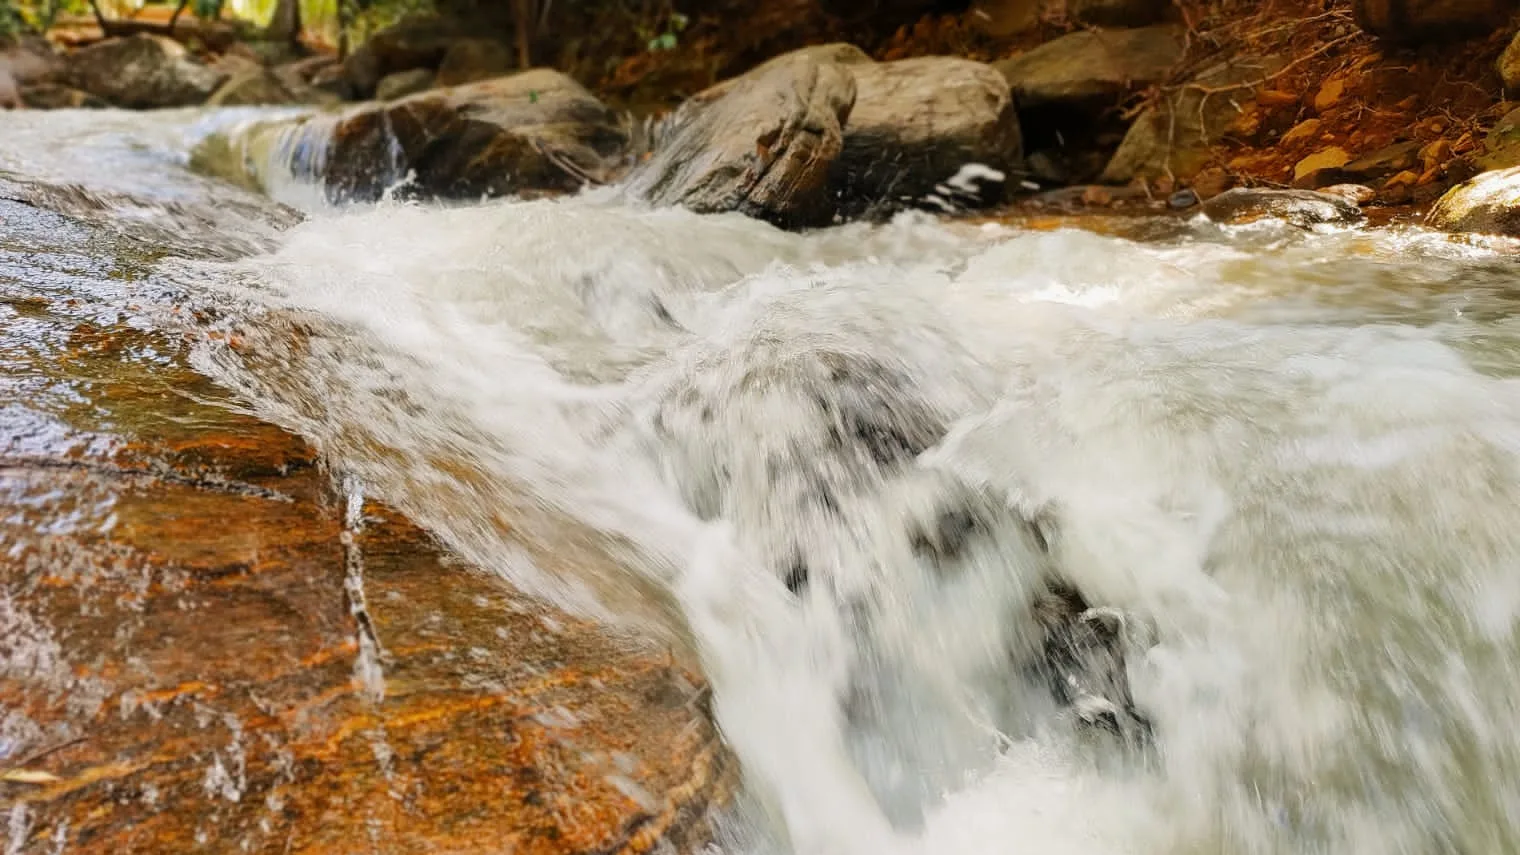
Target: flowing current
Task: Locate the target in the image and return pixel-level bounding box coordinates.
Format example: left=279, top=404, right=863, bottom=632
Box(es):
left=7, top=108, right=1520, bottom=854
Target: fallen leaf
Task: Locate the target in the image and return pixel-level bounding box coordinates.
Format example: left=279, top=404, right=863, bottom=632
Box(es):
left=2, top=769, right=60, bottom=785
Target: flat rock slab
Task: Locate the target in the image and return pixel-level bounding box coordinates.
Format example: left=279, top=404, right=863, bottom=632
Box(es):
left=997, top=25, right=1184, bottom=108
left=0, top=199, right=732, bottom=853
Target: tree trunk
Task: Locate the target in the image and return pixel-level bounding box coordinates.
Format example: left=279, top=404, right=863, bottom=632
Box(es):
left=511, top=0, right=533, bottom=68
left=337, top=0, right=353, bottom=60
left=168, top=0, right=191, bottom=32
left=266, top=0, right=302, bottom=46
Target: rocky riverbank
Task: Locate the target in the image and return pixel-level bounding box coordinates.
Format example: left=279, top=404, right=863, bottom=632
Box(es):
left=9, top=1, right=1520, bottom=233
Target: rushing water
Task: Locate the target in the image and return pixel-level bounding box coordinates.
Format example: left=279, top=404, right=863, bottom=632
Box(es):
left=7, top=106, right=1520, bottom=855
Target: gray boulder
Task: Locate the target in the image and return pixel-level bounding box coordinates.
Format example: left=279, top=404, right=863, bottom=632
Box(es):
left=625, top=56, right=855, bottom=228
left=829, top=56, right=1022, bottom=217
left=68, top=34, right=227, bottom=108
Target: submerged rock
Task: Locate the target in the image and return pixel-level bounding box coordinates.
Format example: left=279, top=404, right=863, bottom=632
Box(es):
left=1199, top=187, right=1365, bottom=227
left=830, top=56, right=1022, bottom=217
left=67, top=34, right=227, bottom=109
left=323, top=69, right=629, bottom=202
left=625, top=55, right=855, bottom=228
left=1426, top=166, right=1520, bottom=236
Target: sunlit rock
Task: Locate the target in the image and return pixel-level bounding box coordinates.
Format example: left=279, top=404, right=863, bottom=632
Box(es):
left=1427, top=165, right=1520, bottom=236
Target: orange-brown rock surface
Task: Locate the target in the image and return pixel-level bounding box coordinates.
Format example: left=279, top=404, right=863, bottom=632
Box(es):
left=0, top=206, right=733, bottom=854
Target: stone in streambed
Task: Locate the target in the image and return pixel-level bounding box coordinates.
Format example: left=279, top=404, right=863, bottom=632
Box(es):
left=1426, top=165, right=1520, bottom=236
left=1199, top=187, right=1365, bottom=227
left=828, top=56, right=1022, bottom=217
left=322, top=69, right=628, bottom=202
left=624, top=55, right=855, bottom=228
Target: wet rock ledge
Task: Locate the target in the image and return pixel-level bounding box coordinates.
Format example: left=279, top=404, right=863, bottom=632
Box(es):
left=0, top=198, right=732, bottom=853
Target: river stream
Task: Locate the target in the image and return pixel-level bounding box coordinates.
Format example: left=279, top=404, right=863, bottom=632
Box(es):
left=5, top=107, right=1520, bottom=855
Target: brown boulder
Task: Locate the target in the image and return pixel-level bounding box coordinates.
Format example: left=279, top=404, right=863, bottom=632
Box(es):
left=19, top=81, right=108, bottom=109
left=625, top=56, right=856, bottom=228
left=830, top=56, right=1023, bottom=216
left=1500, top=29, right=1520, bottom=94
left=207, top=69, right=299, bottom=107
left=436, top=37, right=515, bottom=87
left=341, top=14, right=461, bottom=99
left=375, top=66, right=436, bottom=100
left=68, top=34, right=227, bottom=108
left=0, top=66, right=18, bottom=108
left=0, top=33, right=63, bottom=85
left=1426, top=165, right=1520, bottom=235
left=324, top=69, right=629, bottom=202
left=1353, top=0, right=1512, bottom=43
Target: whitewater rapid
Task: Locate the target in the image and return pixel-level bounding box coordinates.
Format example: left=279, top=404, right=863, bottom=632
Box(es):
left=163, top=189, right=1520, bottom=855
left=8, top=107, right=1520, bottom=855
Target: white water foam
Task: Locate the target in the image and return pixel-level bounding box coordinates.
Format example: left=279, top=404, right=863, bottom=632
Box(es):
left=153, top=189, right=1520, bottom=855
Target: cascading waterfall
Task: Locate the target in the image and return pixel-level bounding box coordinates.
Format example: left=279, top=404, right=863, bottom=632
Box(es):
left=7, top=105, right=1520, bottom=855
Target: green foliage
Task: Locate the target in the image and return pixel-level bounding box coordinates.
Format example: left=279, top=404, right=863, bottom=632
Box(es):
left=0, top=4, right=23, bottom=38
left=642, top=8, right=686, bottom=53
